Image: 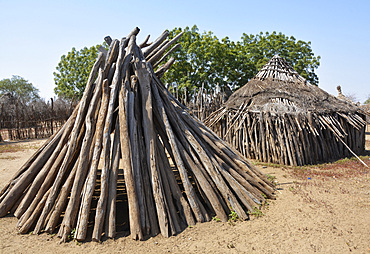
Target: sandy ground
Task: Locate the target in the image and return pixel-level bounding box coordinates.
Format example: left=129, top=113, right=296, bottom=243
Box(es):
left=0, top=138, right=369, bottom=254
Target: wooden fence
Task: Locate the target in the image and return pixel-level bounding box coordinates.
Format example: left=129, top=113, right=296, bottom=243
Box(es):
left=168, top=83, right=230, bottom=121
left=0, top=118, right=66, bottom=141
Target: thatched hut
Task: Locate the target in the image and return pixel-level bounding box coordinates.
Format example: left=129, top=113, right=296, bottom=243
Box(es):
left=205, top=55, right=366, bottom=166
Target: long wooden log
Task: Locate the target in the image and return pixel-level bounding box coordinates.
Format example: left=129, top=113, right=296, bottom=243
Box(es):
left=34, top=52, right=104, bottom=233
left=17, top=144, right=68, bottom=233
left=103, top=39, right=119, bottom=78
left=15, top=102, right=81, bottom=220
left=263, top=116, right=271, bottom=163
left=44, top=156, right=80, bottom=234
left=0, top=124, right=61, bottom=198
left=59, top=68, right=103, bottom=242
left=105, top=117, right=121, bottom=239
left=18, top=188, right=51, bottom=234
left=39, top=123, right=87, bottom=234
left=0, top=122, right=65, bottom=217
left=136, top=112, right=160, bottom=236
left=118, top=74, right=143, bottom=240
left=260, top=113, right=267, bottom=162
left=151, top=78, right=206, bottom=223
left=146, top=39, right=169, bottom=62
left=148, top=32, right=183, bottom=66
left=155, top=142, right=181, bottom=235
left=152, top=43, right=181, bottom=69
left=128, top=75, right=151, bottom=234
left=93, top=36, right=130, bottom=242
left=134, top=53, right=169, bottom=237
left=74, top=79, right=110, bottom=241
left=142, top=30, right=169, bottom=57
left=155, top=57, right=175, bottom=78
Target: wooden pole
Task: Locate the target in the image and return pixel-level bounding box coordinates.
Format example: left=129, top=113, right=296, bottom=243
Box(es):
left=74, top=79, right=110, bottom=241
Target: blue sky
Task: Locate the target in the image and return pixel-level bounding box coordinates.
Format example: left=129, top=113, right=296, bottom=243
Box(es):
left=1, top=0, right=369, bottom=102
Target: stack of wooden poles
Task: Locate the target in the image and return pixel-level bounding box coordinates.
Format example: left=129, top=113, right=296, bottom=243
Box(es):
left=0, top=27, right=274, bottom=242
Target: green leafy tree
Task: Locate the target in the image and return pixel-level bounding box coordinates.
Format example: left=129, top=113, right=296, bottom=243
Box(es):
left=239, top=31, right=321, bottom=86
left=164, top=26, right=236, bottom=92
left=54, top=45, right=101, bottom=100
left=0, top=75, right=40, bottom=104
left=162, top=26, right=320, bottom=93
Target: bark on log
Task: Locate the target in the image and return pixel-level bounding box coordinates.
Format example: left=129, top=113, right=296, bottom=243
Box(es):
left=134, top=55, right=169, bottom=237
left=74, top=79, right=110, bottom=241
left=14, top=106, right=80, bottom=220
left=142, top=30, right=169, bottom=57
left=93, top=36, right=129, bottom=242
left=151, top=77, right=206, bottom=223
left=129, top=75, right=150, bottom=234
left=34, top=52, right=104, bottom=234
left=41, top=124, right=87, bottom=234
left=0, top=125, right=61, bottom=198
left=0, top=124, right=65, bottom=217
left=105, top=117, right=121, bottom=239
left=118, top=76, right=143, bottom=240
left=59, top=69, right=103, bottom=242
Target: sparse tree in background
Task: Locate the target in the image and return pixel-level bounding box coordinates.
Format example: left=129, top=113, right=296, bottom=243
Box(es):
left=0, top=75, right=40, bottom=104
left=345, top=93, right=358, bottom=103
left=0, top=75, right=72, bottom=140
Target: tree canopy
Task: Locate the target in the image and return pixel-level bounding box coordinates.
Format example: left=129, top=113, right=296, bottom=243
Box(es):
left=0, top=75, right=40, bottom=104
left=53, top=26, right=321, bottom=99
left=54, top=45, right=101, bottom=100
left=239, top=31, right=321, bottom=85
left=163, top=26, right=247, bottom=92
left=162, top=26, right=320, bottom=93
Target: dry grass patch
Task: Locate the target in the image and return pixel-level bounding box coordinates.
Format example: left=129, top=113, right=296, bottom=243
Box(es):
left=0, top=141, right=41, bottom=153
left=285, top=156, right=370, bottom=181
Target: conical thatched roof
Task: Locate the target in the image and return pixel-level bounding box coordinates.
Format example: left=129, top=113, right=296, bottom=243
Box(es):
left=206, top=55, right=366, bottom=166
left=225, top=55, right=360, bottom=115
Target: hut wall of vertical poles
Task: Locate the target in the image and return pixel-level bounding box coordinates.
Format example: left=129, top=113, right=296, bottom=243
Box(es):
left=205, top=55, right=366, bottom=166
left=167, top=82, right=230, bottom=122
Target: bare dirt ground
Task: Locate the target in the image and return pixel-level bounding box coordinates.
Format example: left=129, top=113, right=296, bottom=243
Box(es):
left=0, top=138, right=369, bottom=254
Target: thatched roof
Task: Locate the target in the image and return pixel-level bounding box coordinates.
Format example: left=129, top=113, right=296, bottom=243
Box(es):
left=225, top=55, right=360, bottom=115
left=205, top=55, right=366, bottom=166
